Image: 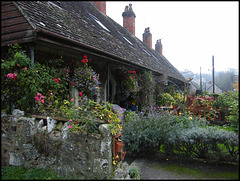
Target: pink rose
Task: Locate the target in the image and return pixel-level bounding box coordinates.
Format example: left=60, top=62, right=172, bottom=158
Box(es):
left=69, top=125, right=72, bottom=129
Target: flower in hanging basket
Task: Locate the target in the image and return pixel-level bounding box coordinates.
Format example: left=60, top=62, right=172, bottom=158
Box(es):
left=81, top=54, right=88, bottom=63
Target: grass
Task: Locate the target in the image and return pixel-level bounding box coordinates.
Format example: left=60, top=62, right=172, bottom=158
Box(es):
left=152, top=163, right=239, bottom=180
left=1, top=166, right=66, bottom=180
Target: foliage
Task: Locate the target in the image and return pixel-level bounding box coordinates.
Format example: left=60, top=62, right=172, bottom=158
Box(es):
left=213, top=91, right=238, bottom=109
left=64, top=99, right=122, bottom=135
left=1, top=166, right=66, bottom=180
left=156, top=93, right=176, bottom=106
left=137, top=70, right=154, bottom=112
left=122, top=110, right=239, bottom=162
left=128, top=167, right=140, bottom=179
left=122, top=70, right=140, bottom=99
left=69, top=55, right=100, bottom=98
left=227, top=96, right=239, bottom=134
left=192, top=96, right=215, bottom=108
left=1, top=44, right=68, bottom=114
left=213, top=91, right=239, bottom=133
left=172, top=92, right=185, bottom=106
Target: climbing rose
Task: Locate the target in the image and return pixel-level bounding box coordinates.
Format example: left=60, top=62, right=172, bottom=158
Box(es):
left=54, top=78, right=59, bottom=83
left=69, top=125, right=72, bottom=129
left=34, top=93, right=45, bottom=104
left=7, top=73, right=17, bottom=80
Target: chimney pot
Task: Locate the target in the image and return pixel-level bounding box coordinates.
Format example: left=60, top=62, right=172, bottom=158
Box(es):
left=125, top=6, right=128, bottom=12
left=122, top=4, right=136, bottom=35
left=129, top=4, right=132, bottom=11
left=155, top=39, right=163, bottom=55
left=143, top=27, right=152, bottom=48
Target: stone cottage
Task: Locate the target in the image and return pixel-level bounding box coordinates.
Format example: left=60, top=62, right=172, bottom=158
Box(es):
left=1, top=1, right=186, bottom=110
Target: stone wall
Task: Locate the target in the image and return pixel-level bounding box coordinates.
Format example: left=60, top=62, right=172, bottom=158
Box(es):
left=1, top=109, right=113, bottom=179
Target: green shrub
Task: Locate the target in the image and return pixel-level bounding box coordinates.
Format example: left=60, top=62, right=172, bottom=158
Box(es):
left=214, top=91, right=239, bottom=133
left=173, top=126, right=239, bottom=161
left=156, top=93, right=176, bottom=106
left=122, top=110, right=239, bottom=162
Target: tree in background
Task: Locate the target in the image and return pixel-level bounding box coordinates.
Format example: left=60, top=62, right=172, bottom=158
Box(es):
left=215, top=69, right=238, bottom=92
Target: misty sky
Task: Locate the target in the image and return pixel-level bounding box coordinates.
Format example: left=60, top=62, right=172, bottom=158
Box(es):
left=106, top=1, right=238, bottom=74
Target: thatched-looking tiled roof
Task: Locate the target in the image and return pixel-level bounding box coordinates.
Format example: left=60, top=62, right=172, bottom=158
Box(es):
left=11, top=1, right=186, bottom=82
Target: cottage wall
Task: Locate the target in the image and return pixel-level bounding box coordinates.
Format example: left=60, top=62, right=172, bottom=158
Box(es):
left=1, top=109, right=113, bottom=179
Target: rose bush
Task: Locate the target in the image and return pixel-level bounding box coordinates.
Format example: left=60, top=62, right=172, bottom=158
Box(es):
left=1, top=44, right=68, bottom=114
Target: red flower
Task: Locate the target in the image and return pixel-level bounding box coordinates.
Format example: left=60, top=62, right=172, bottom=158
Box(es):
left=81, top=55, right=88, bottom=63
left=13, top=73, right=17, bottom=80
left=128, top=70, right=136, bottom=74
left=70, top=81, right=74, bottom=85
left=54, top=78, right=59, bottom=83
left=79, top=92, right=82, bottom=97
left=81, top=59, right=88, bottom=63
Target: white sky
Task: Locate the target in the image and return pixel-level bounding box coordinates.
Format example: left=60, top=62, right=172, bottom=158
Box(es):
left=106, top=1, right=239, bottom=74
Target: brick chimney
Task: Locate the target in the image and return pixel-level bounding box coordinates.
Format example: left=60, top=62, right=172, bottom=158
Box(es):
left=90, top=1, right=106, bottom=15
left=122, top=4, right=136, bottom=35
left=142, top=27, right=152, bottom=48
left=155, top=39, right=163, bottom=55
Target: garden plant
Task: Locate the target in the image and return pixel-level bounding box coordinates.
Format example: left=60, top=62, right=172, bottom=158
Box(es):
left=1, top=44, right=239, bottom=174
left=122, top=109, right=239, bottom=162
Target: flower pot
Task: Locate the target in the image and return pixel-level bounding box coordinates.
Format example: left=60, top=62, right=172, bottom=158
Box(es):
left=120, top=150, right=126, bottom=160
left=116, top=142, right=123, bottom=153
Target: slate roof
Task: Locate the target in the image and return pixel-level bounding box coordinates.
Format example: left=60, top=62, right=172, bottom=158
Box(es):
left=13, top=1, right=186, bottom=83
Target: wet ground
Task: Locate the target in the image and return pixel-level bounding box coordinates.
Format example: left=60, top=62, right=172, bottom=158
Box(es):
left=124, top=153, right=239, bottom=180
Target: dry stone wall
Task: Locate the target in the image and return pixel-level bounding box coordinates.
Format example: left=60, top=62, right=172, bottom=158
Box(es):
left=1, top=109, right=113, bottom=179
